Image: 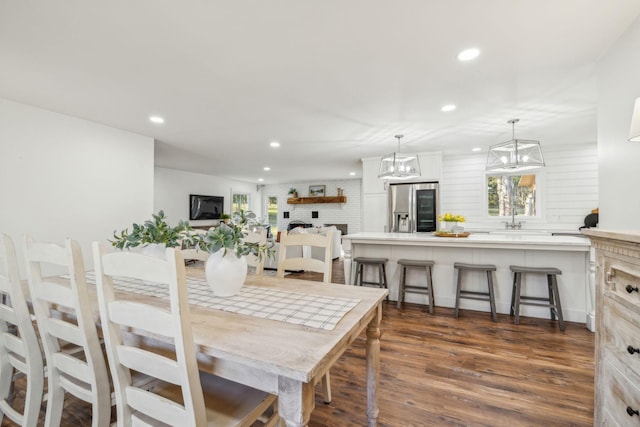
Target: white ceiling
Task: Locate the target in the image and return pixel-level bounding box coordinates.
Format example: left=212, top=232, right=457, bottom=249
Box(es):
left=1, top=1, right=639, bottom=184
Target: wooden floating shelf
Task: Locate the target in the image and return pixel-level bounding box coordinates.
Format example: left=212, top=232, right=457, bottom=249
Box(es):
left=287, top=196, right=347, bottom=204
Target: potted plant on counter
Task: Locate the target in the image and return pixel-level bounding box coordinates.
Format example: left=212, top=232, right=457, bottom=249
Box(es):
left=196, top=210, right=273, bottom=297
left=219, top=213, right=231, bottom=224
left=110, top=210, right=195, bottom=256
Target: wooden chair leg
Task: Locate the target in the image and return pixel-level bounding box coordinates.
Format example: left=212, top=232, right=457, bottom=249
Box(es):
left=551, top=275, right=565, bottom=331
left=454, top=268, right=462, bottom=318
left=397, top=266, right=406, bottom=309
left=427, top=266, right=435, bottom=314
left=487, top=271, right=497, bottom=322
left=513, top=273, right=522, bottom=325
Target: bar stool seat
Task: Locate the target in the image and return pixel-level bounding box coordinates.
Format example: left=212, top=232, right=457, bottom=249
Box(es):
left=454, top=262, right=497, bottom=322
left=510, top=265, right=564, bottom=331
left=353, top=257, right=388, bottom=293
left=397, top=259, right=435, bottom=313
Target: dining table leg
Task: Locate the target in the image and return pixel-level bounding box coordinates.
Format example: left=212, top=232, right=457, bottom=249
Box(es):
left=366, top=303, right=382, bottom=426
left=278, top=376, right=314, bottom=427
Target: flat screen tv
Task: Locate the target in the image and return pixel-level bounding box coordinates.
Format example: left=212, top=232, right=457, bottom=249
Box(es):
left=190, top=195, right=224, bottom=220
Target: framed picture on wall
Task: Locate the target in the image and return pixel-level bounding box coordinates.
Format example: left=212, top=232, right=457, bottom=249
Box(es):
left=309, top=185, right=326, bottom=197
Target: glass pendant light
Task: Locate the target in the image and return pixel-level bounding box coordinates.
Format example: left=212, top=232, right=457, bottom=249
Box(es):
left=486, top=119, right=545, bottom=172
left=378, top=134, right=422, bottom=180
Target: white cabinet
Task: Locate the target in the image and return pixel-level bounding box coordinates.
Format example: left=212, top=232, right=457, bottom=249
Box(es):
left=418, top=152, right=442, bottom=182
left=361, top=157, right=386, bottom=194
left=362, top=193, right=387, bottom=232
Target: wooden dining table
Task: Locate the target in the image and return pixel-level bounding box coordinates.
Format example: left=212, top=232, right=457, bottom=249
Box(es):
left=184, top=270, right=388, bottom=426
left=33, top=267, right=389, bottom=427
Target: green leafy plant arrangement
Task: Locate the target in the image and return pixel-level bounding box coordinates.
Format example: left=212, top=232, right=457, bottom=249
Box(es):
left=196, top=210, right=274, bottom=260
left=288, top=188, right=298, bottom=196
left=111, top=210, right=194, bottom=249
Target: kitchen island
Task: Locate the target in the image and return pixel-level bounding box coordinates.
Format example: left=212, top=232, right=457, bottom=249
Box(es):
left=343, top=232, right=594, bottom=329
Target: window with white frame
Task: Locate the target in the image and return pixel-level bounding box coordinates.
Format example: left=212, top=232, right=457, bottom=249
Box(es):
left=266, top=196, right=278, bottom=234
left=487, top=174, right=537, bottom=218
left=232, top=193, right=250, bottom=213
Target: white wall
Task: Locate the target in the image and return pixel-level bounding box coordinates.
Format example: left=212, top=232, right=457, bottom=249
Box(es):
left=597, top=15, right=640, bottom=229
left=263, top=179, right=361, bottom=234
left=0, top=98, right=154, bottom=272
left=154, top=167, right=262, bottom=227
left=440, top=144, right=599, bottom=231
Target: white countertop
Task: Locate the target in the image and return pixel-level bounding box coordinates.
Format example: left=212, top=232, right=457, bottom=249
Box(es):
left=343, top=231, right=590, bottom=252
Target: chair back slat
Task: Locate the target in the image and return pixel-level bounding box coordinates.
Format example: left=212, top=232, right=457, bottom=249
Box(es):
left=7, top=351, right=28, bottom=375
left=180, top=248, right=209, bottom=262
left=52, top=352, right=93, bottom=383
left=108, top=301, right=175, bottom=338
left=3, top=332, right=27, bottom=359
left=0, top=233, right=43, bottom=427
left=93, top=243, right=206, bottom=427
left=277, top=229, right=334, bottom=282
left=125, top=386, right=188, bottom=426
left=24, top=235, right=110, bottom=427
left=30, top=281, right=74, bottom=309
left=0, top=304, right=17, bottom=324
left=117, top=346, right=182, bottom=385
left=43, top=317, right=84, bottom=347
left=101, top=251, right=172, bottom=285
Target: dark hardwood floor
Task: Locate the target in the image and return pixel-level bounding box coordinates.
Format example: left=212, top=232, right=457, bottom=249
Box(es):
left=293, top=261, right=595, bottom=427
left=4, top=259, right=594, bottom=426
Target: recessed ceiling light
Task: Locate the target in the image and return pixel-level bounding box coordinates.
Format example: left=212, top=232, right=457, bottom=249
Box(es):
left=258, top=178, right=264, bottom=182
left=149, top=116, right=165, bottom=124
left=457, top=48, right=480, bottom=61
left=441, top=104, right=456, bottom=112
left=472, top=147, right=482, bottom=152
left=349, top=172, right=356, bottom=176
left=263, top=167, right=271, bottom=171
left=270, top=141, right=280, bottom=148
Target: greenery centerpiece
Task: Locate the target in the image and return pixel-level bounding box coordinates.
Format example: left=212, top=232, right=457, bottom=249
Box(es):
left=196, top=216, right=273, bottom=260
left=111, top=210, right=195, bottom=250
left=196, top=210, right=274, bottom=297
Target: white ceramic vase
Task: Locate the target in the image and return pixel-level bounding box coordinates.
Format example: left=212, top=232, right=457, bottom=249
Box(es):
left=141, top=243, right=167, bottom=258
left=205, top=250, right=248, bottom=297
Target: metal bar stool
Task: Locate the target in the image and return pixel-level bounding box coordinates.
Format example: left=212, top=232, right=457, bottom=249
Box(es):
left=353, top=257, right=388, bottom=294
left=454, top=262, right=497, bottom=322
left=510, top=265, right=564, bottom=331
left=397, top=259, right=435, bottom=313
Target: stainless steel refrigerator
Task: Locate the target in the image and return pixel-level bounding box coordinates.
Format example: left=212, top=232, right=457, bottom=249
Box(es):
left=388, top=182, right=439, bottom=233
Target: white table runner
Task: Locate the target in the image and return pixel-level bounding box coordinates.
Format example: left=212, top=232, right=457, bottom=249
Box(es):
left=84, top=272, right=359, bottom=331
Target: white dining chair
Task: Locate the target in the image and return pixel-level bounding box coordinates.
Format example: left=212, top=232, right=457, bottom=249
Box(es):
left=243, top=228, right=267, bottom=276
left=275, top=229, right=334, bottom=403
left=92, top=242, right=279, bottom=427
left=276, top=229, right=334, bottom=282
left=23, top=236, right=111, bottom=427
left=0, top=233, right=44, bottom=427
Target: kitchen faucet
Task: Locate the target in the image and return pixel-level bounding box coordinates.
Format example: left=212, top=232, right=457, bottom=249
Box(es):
left=505, top=207, right=524, bottom=229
